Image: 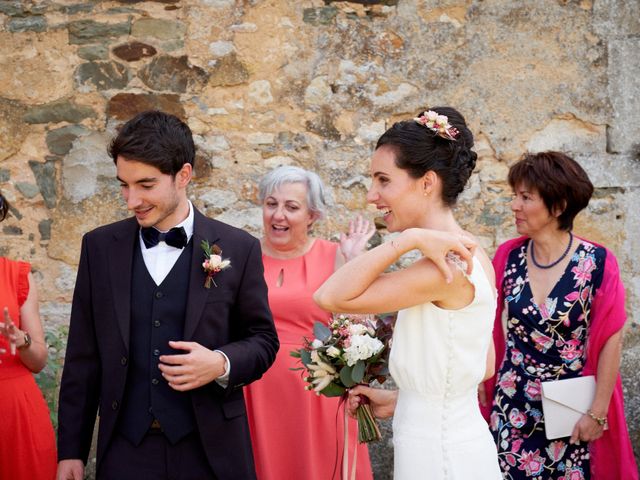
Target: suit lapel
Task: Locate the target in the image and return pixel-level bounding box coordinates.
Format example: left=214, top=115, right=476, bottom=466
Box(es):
left=184, top=209, right=220, bottom=340
left=108, top=218, right=138, bottom=351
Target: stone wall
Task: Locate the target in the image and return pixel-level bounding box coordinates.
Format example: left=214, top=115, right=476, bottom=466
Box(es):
left=1, top=0, right=638, bottom=477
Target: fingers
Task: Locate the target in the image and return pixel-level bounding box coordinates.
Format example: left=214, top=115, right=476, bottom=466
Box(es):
left=159, top=353, right=188, bottom=365
left=348, top=215, right=374, bottom=237
left=349, top=384, right=371, bottom=396
left=454, top=239, right=475, bottom=274
left=3, top=308, right=17, bottom=355
left=158, top=363, right=188, bottom=375
left=433, top=257, right=455, bottom=284
left=569, top=424, right=580, bottom=444
left=168, top=340, right=196, bottom=351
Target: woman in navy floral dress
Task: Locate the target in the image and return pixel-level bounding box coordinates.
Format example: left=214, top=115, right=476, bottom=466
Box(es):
left=483, top=151, right=637, bottom=480
left=491, top=239, right=603, bottom=479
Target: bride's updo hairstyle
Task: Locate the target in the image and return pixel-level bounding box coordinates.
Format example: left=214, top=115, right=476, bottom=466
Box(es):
left=375, top=106, right=477, bottom=206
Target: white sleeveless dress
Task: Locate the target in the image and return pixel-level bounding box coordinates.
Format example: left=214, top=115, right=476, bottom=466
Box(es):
left=389, top=256, right=502, bottom=479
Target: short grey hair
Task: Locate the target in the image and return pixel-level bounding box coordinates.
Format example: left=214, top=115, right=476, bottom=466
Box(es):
left=258, top=166, right=327, bottom=221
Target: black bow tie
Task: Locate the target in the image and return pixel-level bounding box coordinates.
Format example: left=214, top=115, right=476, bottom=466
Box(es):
left=141, top=226, right=188, bottom=249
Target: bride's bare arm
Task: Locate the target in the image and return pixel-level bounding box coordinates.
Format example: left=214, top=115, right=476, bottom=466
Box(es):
left=314, top=228, right=475, bottom=314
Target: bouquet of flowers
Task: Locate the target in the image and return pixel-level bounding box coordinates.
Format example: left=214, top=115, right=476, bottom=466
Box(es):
left=291, top=314, right=393, bottom=443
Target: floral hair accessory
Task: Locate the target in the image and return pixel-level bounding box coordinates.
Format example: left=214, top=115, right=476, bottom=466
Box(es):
left=201, top=240, right=231, bottom=288
left=413, top=110, right=459, bottom=141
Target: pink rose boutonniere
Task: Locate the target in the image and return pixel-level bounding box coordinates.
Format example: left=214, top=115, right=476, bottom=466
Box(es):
left=201, top=240, right=231, bottom=288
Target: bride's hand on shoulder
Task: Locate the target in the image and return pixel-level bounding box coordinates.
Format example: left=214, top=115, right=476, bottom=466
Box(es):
left=348, top=385, right=398, bottom=419
left=400, top=228, right=476, bottom=282
left=339, top=215, right=376, bottom=262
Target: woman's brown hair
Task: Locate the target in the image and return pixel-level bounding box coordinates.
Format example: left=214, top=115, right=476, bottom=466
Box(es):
left=508, top=151, right=594, bottom=231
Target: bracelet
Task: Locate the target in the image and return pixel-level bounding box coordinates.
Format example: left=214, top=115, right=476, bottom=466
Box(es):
left=587, top=410, right=608, bottom=428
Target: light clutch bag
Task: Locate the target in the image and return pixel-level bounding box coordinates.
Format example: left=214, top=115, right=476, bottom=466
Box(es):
left=540, top=375, right=596, bottom=440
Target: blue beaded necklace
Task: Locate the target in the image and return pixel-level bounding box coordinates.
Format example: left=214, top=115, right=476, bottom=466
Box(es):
left=530, top=232, right=574, bottom=269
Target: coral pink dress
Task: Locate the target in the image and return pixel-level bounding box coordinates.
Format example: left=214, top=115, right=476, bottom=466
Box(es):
left=0, top=258, right=56, bottom=480
left=244, top=239, right=373, bottom=480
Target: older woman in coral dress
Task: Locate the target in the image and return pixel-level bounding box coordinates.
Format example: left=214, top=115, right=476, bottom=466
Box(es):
left=243, top=166, right=375, bottom=479
left=0, top=190, right=57, bottom=480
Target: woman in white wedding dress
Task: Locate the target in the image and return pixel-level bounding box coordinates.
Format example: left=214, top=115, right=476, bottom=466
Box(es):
left=315, top=107, right=502, bottom=480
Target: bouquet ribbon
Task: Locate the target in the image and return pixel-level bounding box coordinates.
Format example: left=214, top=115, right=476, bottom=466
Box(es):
left=341, top=394, right=358, bottom=480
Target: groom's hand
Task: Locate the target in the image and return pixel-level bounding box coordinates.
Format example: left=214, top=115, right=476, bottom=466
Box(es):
left=159, top=341, right=227, bottom=391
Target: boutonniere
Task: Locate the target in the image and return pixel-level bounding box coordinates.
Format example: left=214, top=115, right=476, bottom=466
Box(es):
left=201, top=240, right=231, bottom=288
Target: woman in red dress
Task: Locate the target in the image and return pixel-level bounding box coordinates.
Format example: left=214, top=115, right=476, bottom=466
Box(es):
left=244, top=166, right=375, bottom=479
left=0, top=191, right=57, bottom=480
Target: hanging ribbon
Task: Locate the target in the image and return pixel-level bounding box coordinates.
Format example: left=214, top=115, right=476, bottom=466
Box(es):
left=341, top=394, right=359, bottom=480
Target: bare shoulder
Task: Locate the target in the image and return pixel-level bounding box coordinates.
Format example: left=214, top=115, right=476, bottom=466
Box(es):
left=462, top=231, right=495, bottom=288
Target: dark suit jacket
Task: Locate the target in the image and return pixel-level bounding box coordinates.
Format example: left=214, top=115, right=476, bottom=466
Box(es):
left=57, top=208, right=279, bottom=479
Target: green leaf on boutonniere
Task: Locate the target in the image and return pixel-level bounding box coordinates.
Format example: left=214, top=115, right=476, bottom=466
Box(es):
left=313, top=321, right=332, bottom=342
left=201, top=240, right=212, bottom=257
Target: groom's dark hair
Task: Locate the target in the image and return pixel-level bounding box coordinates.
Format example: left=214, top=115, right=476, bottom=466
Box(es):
left=0, top=191, right=9, bottom=222
left=108, top=110, right=195, bottom=177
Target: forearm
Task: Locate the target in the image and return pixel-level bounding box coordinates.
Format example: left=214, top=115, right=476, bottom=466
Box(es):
left=16, top=338, right=47, bottom=372
left=315, top=231, right=415, bottom=311
left=590, top=330, right=623, bottom=417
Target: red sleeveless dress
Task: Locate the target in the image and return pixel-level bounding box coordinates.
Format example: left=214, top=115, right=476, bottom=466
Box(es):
left=0, top=258, right=57, bottom=480
left=244, top=240, right=373, bottom=479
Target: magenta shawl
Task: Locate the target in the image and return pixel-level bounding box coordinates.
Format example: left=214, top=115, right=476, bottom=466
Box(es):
left=481, top=236, right=638, bottom=480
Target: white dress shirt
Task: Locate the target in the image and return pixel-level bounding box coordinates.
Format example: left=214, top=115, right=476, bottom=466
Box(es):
left=139, top=201, right=230, bottom=385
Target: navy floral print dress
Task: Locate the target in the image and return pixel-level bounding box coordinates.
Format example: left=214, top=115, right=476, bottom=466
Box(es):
left=490, top=239, right=605, bottom=480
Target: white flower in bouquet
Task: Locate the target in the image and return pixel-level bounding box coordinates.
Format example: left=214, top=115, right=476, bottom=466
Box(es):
left=311, top=339, right=324, bottom=349
left=326, top=346, right=341, bottom=358
left=348, top=324, right=369, bottom=336
left=307, top=350, right=338, bottom=392
left=344, top=334, right=384, bottom=367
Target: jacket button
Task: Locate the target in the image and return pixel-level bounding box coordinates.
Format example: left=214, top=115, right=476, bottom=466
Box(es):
left=153, top=349, right=160, bottom=357
left=155, top=291, right=163, bottom=299
left=111, top=400, right=119, bottom=410
left=153, top=320, right=161, bottom=328
left=120, top=356, right=127, bottom=366
left=151, top=378, right=159, bottom=385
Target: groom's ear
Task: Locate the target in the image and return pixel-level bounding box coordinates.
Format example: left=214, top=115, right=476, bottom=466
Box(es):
left=175, top=163, right=193, bottom=189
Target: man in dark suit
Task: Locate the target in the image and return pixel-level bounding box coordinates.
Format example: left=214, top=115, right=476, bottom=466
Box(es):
left=56, top=111, right=279, bottom=480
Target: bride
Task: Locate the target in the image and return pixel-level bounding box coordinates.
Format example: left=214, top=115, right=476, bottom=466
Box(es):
left=314, top=107, right=502, bottom=479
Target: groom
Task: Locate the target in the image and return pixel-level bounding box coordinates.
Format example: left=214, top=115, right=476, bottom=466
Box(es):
left=56, top=111, right=279, bottom=480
